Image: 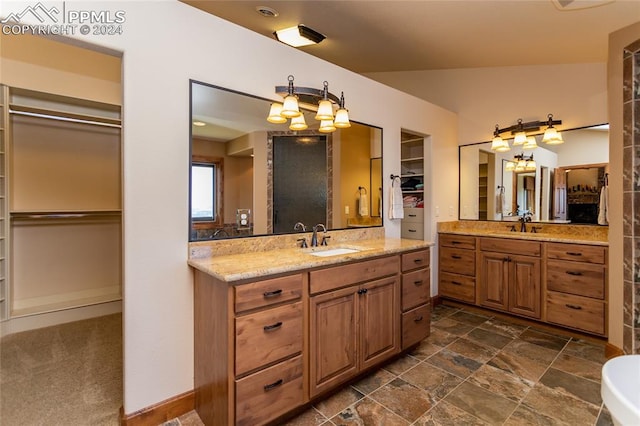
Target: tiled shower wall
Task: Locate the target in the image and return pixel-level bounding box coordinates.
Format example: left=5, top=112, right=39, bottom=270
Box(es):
left=623, top=39, right=640, bottom=354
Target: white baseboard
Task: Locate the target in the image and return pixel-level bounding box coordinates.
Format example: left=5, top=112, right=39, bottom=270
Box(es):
left=1, top=300, right=122, bottom=337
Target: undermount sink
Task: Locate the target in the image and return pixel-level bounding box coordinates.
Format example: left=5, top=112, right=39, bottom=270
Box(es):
left=308, top=247, right=361, bottom=257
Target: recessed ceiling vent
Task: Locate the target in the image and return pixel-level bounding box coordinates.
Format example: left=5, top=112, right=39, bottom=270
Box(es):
left=551, top=0, right=615, bottom=10
left=256, top=6, right=279, bottom=18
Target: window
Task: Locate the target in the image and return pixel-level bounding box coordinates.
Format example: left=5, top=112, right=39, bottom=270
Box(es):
left=191, top=156, right=223, bottom=227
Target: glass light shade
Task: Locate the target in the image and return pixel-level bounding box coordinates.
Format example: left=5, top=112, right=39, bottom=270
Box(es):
left=266, top=103, right=287, bottom=123
left=274, top=26, right=317, bottom=47
left=318, top=119, right=336, bottom=133
left=523, top=136, right=538, bottom=150
left=545, top=131, right=564, bottom=145
left=491, top=136, right=510, bottom=152
left=334, top=108, right=351, bottom=128
left=281, top=95, right=301, bottom=118
left=513, top=131, right=527, bottom=145
left=525, top=159, right=537, bottom=171
left=315, top=100, right=334, bottom=121
left=289, top=114, right=308, bottom=130
left=542, top=126, right=558, bottom=143
left=505, top=161, right=515, bottom=172
left=514, top=160, right=526, bottom=172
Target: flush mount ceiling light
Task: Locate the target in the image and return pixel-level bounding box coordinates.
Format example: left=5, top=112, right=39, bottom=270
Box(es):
left=490, top=114, right=563, bottom=152
left=274, top=25, right=325, bottom=47
left=266, top=75, right=350, bottom=133
left=192, top=121, right=206, bottom=127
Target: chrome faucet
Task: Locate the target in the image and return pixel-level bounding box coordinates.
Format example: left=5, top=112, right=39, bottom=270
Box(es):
left=294, top=222, right=307, bottom=232
left=519, top=213, right=532, bottom=232
left=311, top=223, right=326, bottom=247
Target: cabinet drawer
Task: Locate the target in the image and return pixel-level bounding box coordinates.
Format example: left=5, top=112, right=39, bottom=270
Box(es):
left=309, top=255, right=399, bottom=294
left=235, top=302, right=302, bottom=376
left=403, top=208, right=424, bottom=223
left=439, top=233, right=476, bottom=250
left=401, top=222, right=424, bottom=239
left=402, top=249, right=430, bottom=272
left=402, top=269, right=430, bottom=311
left=235, top=355, right=304, bottom=426
left=402, top=304, right=431, bottom=349
left=547, top=259, right=605, bottom=299
left=235, top=273, right=302, bottom=313
left=480, top=237, right=540, bottom=257
left=546, top=291, right=605, bottom=335
left=439, top=272, right=476, bottom=303
left=546, top=243, right=606, bottom=264
left=439, top=247, right=475, bottom=276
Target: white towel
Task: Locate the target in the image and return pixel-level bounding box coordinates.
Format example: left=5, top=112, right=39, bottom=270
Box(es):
left=389, top=179, right=404, bottom=219
left=358, top=190, right=369, bottom=216
left=598, top=185, right=608, bottom=225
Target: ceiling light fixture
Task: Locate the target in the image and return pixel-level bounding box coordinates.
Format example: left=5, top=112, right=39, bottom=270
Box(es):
left=192, top=121, right=206, bottom=127
left=274, top=25, right=325, bottom=47
left=266, top=75, right=350, bottom=133
left=490, top=114, right=563, bottom=152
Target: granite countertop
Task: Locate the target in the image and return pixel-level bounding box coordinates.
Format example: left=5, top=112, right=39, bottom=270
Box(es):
left=188, top=237, right=433, bottom=283
left=439, top=229, right=608, bottom=246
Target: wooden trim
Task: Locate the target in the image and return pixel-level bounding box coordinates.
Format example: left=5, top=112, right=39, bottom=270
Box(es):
left=605, top=342, right=624, bottom=359
left=119, top=390, right=195, bottom=426
left=431, top=295, right=442, bottom=307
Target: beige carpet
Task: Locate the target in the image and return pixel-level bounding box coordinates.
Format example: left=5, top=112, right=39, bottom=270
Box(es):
left=1, top=313, right=122, bottom=425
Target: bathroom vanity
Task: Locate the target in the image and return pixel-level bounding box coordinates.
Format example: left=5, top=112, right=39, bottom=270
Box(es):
left=189, top=234, right=431, bottom=426
left=438, top=221, right=608, bottom=337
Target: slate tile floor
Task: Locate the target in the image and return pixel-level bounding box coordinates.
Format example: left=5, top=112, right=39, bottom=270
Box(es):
left=166, top=304, right=613, bottom=426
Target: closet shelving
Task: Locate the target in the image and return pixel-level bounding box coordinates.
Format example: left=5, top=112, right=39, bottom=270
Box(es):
left=6, top=87, right=122, bottom=319
left=400, top=131, right=425, bottom=240
left=0, top=85, right=8, bottom=321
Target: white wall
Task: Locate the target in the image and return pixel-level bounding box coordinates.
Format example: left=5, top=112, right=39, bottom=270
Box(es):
left=0, top=1, right=458, bottom=413
left=367, top=63, right=607, bottom=144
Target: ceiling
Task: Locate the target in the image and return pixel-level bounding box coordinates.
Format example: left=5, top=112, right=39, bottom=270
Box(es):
left=181, top=0, right=640, bottom=74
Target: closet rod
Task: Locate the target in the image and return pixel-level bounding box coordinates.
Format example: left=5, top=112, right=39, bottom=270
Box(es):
left=9, top=109, right=122, bottom=129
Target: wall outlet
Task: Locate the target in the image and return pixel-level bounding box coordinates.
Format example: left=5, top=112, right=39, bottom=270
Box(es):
left=449, top=205, right=454, bottom=216
left=435, top=206, right=440, bottom=217
left=345, top=205, right=349, bottom=215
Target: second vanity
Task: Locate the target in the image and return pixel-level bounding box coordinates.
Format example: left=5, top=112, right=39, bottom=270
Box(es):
left=438, top=221, right=608, bottom=337
left=189, top=229, right=432, bottom=426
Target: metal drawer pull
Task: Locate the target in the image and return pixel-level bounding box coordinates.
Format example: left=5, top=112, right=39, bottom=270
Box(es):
left=451, top=241, right=462, bottom=244
left=566, top=271, right=583, bottom=276
left=413, top=280, right=423, bottom=286
left=408, top=229, right=417, bottom=232
left=263, top=379, right=283, bottom=391
left=263, top=322, right=283, bottom=332
left=357, top=288, right=369, bottom=295
left=451, top=281, right=463, bottom=286
left=566, top=252, right=582, bottom=256
left=263, top=289, right=283, bottom=298
left=413, top=258, right=423, bottom=263
left=451, top=255, right=462, bottom=259
left=408, top=214, right=417, bottom=217
left=565, top=304, right=582, bottom=310
left=414, top=316, right=424, bottom=322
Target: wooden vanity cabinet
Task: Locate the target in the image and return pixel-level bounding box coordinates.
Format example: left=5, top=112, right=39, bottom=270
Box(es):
left=400, top=249, right=431, bottom=349
left=309, top=255, right=400, bottom=398
left=545, top=242, right=607, bottom=335
left=478, top=238, right=541, bottom=319
left=438, top=234, right=476, bottom=303
left=194, top=271, right=304, bottom=426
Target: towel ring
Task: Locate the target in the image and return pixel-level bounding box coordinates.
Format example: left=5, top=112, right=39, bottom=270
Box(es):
left=390, top=174, right=400, bottom=180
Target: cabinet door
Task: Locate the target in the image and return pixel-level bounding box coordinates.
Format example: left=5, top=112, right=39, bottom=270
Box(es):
left=359, top=276, right=400, bottom=371
left=479, top=252, right=509, bottom=311
left=309, top=286, right=358, bottom=397
left=509, top=255, right=541, bottom=319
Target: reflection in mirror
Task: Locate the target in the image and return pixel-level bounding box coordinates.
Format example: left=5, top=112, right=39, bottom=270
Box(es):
left=189, top=81, right=383, bottom=241
left=460, top=124, right=609, bottom=224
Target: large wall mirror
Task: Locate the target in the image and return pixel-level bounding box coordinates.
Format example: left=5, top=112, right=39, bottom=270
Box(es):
left=459, top=124, right=609, bottom=224
left=189, top=80, right=383, bottom=241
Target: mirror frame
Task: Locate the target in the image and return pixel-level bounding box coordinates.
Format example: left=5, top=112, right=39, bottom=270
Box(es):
left=188, top=79, right=384, bottom=241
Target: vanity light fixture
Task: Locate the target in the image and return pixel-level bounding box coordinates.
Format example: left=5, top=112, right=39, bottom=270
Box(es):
left=274, top=25, right=325, bottom=47
left=491, top=114, right=562, bottom=152
left=506, top=153, right=536, bottom=172
left=266, top=75, right=350, bottom=133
